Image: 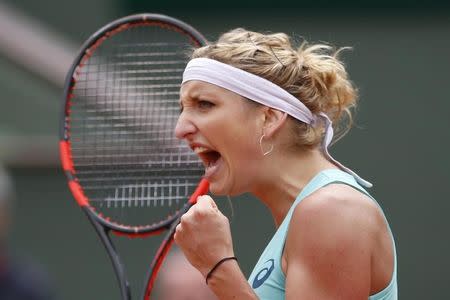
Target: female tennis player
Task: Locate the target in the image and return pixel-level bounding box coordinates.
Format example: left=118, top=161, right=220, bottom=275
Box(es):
left=173, top=28, right=397, bottom=299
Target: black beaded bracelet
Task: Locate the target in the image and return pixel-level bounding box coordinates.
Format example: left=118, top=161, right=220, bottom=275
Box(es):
left=205, top=256, right=238, bottom=284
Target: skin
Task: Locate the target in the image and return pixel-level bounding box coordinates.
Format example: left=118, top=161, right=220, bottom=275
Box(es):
left=174, top=80, right=394, bottom=299
left=175, top=80, right=264, bottom=196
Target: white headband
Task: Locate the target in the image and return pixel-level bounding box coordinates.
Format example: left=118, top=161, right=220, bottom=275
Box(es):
left=182, top=58, right=372, bottom=187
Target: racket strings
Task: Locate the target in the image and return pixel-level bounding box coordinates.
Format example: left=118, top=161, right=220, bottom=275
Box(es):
left=97, top=179, right=197, bottom=208
left=68, top=23, right=204, bottom=227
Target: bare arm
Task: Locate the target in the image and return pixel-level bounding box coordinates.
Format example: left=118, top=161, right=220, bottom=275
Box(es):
left=284, top=188, right=377, bottom=300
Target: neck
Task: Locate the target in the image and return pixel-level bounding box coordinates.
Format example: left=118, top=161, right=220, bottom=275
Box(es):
left=251, top=148, right=337, bottom=227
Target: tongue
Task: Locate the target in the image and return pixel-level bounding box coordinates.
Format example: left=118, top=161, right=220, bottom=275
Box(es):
left=204, top=157, right=222, bottom=178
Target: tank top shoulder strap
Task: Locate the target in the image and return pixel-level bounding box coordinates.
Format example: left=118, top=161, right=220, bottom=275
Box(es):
left=281, top=169, right=356, bottom=229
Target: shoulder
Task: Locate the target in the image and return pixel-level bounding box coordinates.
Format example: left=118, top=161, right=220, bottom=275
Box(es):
left=286, top=183, right=388, bottom=253
left=286, top=182, right=389, bottom=260
left=283, top=184, right=394, bottom=298
left=283, top=184, right=386, bottom=298
left=291, top=183, right=386, bottom=240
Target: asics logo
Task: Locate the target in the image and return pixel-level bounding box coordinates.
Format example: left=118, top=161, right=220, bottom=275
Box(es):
left=252, top=259, right=275, bottom=289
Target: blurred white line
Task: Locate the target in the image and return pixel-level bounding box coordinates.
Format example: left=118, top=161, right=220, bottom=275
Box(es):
left=0, top=2, right=77, bottom=87
left=0, top=135, right=59, bottom=167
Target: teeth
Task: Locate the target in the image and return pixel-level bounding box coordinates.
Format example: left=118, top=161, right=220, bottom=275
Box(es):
left=193, top=146, right=209, bottom=154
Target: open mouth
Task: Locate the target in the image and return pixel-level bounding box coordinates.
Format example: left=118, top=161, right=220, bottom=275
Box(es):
left=194, top=146, right=221, bottom=168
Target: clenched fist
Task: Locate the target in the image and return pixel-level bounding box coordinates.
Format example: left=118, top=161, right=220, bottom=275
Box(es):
left=174, top=195, right=234, bottom=278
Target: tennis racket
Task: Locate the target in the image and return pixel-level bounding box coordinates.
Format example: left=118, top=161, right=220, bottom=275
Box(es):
left=59, top=13, right=208, bottom=300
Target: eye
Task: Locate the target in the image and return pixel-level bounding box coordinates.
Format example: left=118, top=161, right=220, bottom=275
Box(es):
left=198, top=100, right=214, bottom=110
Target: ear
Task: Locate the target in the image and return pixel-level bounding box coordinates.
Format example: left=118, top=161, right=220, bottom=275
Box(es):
left=261, top=107, right=288, bottom=138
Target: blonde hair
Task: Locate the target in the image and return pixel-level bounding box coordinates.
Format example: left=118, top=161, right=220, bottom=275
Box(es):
left=190, top=28, right=358, bottom=149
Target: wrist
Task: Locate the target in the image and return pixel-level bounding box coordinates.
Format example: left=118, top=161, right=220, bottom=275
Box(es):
left=205, top=259, right=258, bottom=300
left=205, top=256, right=238, bottom=285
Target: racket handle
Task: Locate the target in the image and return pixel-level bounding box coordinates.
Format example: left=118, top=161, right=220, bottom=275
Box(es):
left=188, top=178, right=209, bottom=204
left=142, top=179, right=208, bottom=299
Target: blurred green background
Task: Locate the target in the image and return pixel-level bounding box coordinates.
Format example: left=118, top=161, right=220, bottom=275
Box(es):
left=0, top=0, right=449, bottom=299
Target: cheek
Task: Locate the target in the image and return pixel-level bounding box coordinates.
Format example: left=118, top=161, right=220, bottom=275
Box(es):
left=210, top=125, right=261, bottom=195
left=228, top=115, right=262, bottom=161
left=228, top=128, right=261, bottom=174
left=235, top=119, right=261, bottom=156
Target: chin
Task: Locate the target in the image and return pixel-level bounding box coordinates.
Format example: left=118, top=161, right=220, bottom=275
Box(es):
left=207, top=178, right=230, bottom=195
left=209, top=180, right=245, bottom=197
left=208, top=184, right=228, bottom=196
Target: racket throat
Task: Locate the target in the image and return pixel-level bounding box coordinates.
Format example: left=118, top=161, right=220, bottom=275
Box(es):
left=83, top=207, right=132, bottom=300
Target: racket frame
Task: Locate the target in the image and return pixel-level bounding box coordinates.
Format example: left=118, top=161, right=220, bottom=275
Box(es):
left=60, top=13, right=208, bottom=300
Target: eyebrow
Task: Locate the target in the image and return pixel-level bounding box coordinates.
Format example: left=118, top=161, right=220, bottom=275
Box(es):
left=179, top=87, right=205, bottom=106
left=179, top=83, right=219, bottom=108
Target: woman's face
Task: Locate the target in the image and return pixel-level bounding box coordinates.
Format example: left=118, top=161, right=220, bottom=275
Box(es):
left=175, top=80, right=263, bottom=195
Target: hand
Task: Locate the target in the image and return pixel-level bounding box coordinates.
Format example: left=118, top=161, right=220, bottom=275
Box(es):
left=174, top=195, right=234, bottom=277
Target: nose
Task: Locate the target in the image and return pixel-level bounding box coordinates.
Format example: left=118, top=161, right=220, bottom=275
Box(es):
left=174, top=112, right=197, bottom=139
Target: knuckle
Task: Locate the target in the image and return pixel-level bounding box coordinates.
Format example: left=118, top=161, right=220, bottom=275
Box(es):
left=194, top=206, right=212, bottom=220
left=180, top=214, right=189, bottom=225
left=194, top=207, right=207, bottom=218
left=174, top=224, right=184, bottom=240
left=221, top=214, right=230, bottom=224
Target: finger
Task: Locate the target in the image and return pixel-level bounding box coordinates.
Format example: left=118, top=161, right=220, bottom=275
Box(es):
left=182, top=205, right=194, bottom=220
left=174, top=223, right=182, bottom=242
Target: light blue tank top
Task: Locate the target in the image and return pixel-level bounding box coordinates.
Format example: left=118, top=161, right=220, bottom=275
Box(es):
left=248, top=169, right=397, bottom=300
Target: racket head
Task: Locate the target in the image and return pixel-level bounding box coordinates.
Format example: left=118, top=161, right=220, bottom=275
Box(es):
left=60, top=13, right=208, bottom=235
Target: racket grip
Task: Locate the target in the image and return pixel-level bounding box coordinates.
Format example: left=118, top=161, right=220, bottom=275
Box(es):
left=188, top=178, right=209, bottom=204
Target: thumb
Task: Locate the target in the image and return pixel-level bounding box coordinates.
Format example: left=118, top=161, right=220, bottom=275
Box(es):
left=196, top=195, right=218, bottom=211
